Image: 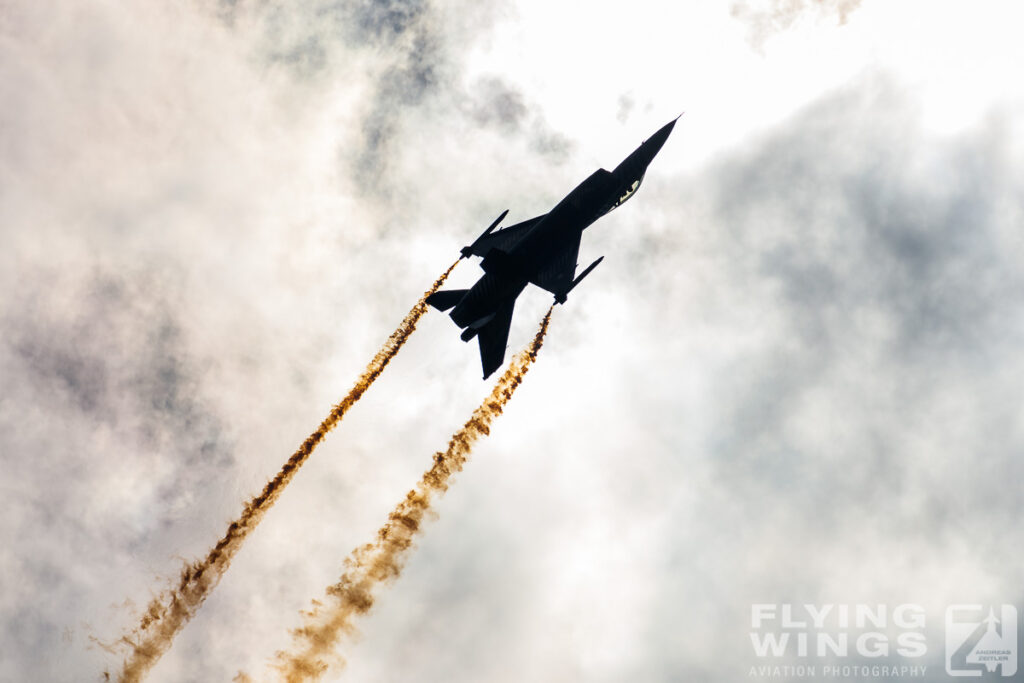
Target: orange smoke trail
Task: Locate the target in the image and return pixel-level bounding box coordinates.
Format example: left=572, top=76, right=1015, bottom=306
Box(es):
left=114, top=261, right=459, bottom=683
left=273, top=307, right=554, bottom=682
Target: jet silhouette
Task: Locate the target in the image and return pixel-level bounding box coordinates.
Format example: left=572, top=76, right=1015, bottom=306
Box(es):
left=428, top=116, right=679, bottom=378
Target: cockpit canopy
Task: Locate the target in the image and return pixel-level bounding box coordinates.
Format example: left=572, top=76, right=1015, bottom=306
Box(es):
left=605, top=173, right=645, bottom=213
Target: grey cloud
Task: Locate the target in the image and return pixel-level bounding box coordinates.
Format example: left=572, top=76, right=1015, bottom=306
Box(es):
left=631, top=77, right=1024, bottom=679
left=731, top=0, right=863, bottom=49
left=313, top=72, right=1024, bottom=683
left=712, top=88, right=1020, bottom=360
left=9, top=1, right=1023, bottom=681
left=458, top=75, right=573, bottom=167
left=228, top=1, right=566, bottom=206
left=527, top=118, right=574, bottom=162
left=355, top=29, right=446, bottom=188
left=463, top=76, right=574, bottom=160
left=0, top=269, right=237, bottom=681
left=8, top=268, right=228, bottom=462
left=616, top=92, right=636, bottom=124
left=233, top=1, right=426, bottom=74
left=418, top=74, right=1024, bottom=682
left=695, top=78, right=1023, bottom=498
left=349, top=0, right=430, bottom=42
left=224, top=0, right=459, bottom=194
left=467, top=76, right=529, bottom=133
left=0, top=1, right=557, bottom=680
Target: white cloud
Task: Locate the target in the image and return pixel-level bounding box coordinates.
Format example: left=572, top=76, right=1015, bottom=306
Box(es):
left=4, top=1, right=1024, bottom=682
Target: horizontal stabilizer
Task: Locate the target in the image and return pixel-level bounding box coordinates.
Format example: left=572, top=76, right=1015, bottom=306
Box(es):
left=426, top=289, right=468, bottom=312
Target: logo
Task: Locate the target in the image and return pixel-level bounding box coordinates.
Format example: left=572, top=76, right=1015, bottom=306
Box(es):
left=946, top=605, right=1017, bottom=677
left=748, top=604, right=930, bottom=678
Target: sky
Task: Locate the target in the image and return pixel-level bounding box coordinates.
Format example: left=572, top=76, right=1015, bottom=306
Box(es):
left=3, top=0, right=1024, bottom=681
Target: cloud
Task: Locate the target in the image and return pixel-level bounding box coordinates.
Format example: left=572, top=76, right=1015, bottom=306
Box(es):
left=329, top=73, right=1024, bottom=681
left=0, top=0, right=547, bottom=680
left=466, top=76, right=529, bottom=133
left=609, top=74, right=1024, bottom=678
left=4, top=1, right=1023, bottom=681
left=731, top=0, right=863, bottom=49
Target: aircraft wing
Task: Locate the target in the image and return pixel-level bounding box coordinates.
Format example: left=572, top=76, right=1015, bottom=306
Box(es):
left=477, top=298, right=516, bottom=379
left=529, top=230, right=581, bottom=296
left=466, top=214, right=546, bottom=258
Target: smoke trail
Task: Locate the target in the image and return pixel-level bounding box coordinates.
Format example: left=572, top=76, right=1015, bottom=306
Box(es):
left=114, top=261, right=459, bottom=683
left=273, top=307, right=554, bottom=682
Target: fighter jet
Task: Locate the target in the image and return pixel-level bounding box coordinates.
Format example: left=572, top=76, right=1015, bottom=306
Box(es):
left=428, top=116, right=679, bottom=378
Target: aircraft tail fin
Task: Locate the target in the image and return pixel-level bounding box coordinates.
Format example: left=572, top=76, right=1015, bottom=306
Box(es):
left=426, top=289, right=468, bottom=312
left=478, top=298, right=516, bottom=379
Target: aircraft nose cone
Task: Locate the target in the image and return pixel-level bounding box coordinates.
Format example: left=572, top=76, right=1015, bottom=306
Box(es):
left=650, top=115, right=680, bottom=145
left=612, top=114, right=681, bottom=178
left=638, top=115, right=680, bottom=162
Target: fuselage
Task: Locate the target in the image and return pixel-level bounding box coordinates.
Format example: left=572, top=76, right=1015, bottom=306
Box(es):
left=450, top=116, right=678, bottom=331
left=449, top=169, right=618, bottom=328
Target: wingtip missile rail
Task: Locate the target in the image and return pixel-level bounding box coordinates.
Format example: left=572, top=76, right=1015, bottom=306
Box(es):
left=461, top=209, right=509, bottom=259
left=554, top=256, right=604, bottom=305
